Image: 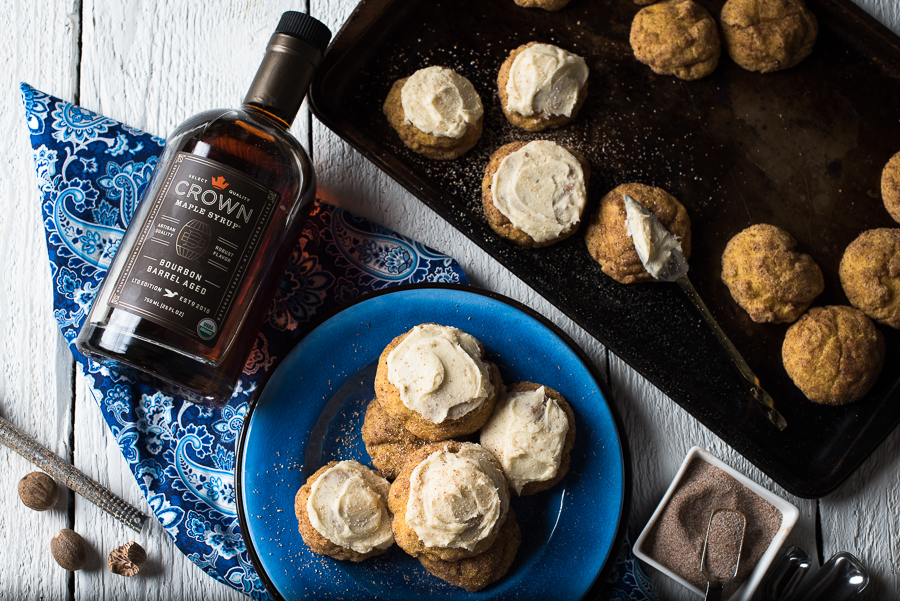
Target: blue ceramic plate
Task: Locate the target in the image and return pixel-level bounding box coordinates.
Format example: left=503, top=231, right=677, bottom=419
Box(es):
left=236, top=284, right=628, bottom=601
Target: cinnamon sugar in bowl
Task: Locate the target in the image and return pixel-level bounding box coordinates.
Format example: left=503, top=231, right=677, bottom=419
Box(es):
left=633, top=447, right=799, bottom=601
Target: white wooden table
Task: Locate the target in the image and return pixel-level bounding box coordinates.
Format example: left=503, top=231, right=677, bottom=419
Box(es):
left=1, top=1, right=898, bottom=599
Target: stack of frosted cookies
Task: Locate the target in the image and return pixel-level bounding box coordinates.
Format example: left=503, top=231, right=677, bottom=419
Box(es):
left=364, top=323, right=579, bottom=591
left=294, top=322, right=577, bottom=591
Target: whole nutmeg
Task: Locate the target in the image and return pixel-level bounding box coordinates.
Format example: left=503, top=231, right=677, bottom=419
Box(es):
left=18, top=472, right=59, bottom=511
left=51, top=529, right=88, bottom=571
left=108, top=541, right=147, bottom=577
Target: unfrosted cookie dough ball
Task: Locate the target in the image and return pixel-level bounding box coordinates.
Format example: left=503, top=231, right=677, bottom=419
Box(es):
left=839, top=228, right=900, bottom=329
left=721, top=224, right=823, bottom=323
left=782, top=306, right=885, bottom=405
left=294, top=461, right=394, bottom=561
left=882, top=151, right=900, bottom=223
left=480, top=382, right=576, bottom=495
left=383, top=66, right=483, bottom=160
left=482, top=140, right=590, bottom=248
left=720, top=0, right=818, bottom=73
left=374, top=324, right=502, bottom=440
left=498, top=42, right=589, bottom=132
left=418, top=508, right=521, bottom=592
left=513, top=0, right=572, bottom=11
left=629, top=0, right=721, bottom=80
left=584, top=183, right=692, bottom=284
left=388, top=441, right=510, bottom=562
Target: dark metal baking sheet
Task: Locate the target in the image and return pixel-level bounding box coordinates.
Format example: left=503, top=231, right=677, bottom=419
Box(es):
left=308, top=0, right=900, bottom=498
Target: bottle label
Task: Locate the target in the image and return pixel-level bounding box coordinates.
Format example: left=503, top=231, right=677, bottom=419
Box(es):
left=109, top=152, right=279, bottom=347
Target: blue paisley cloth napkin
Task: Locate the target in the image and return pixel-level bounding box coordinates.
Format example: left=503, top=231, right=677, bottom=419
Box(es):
left=21, top=83, right=657, bottom=601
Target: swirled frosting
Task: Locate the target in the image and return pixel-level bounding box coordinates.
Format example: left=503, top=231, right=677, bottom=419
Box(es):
left=406, top=444, right=509, bottom=550
left=505, top=43, right=588, bottom=118
left=623, top=193, right=684, bottom=279
left=307, top=461, right=394, bottom=554
left=480, top=386, right=569, bottom=494
left=401, top=66, right=483, bottom=138
left=387, top=324, right=494, bottom=423
left=491, top=140, right=587, bottom=242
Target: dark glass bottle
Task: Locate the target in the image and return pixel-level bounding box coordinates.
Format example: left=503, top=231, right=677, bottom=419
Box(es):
left=76, top=12, right=332, bottom=405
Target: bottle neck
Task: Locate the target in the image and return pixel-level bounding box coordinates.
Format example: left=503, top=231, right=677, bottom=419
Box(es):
left=243, top=33, right=322, bottom=126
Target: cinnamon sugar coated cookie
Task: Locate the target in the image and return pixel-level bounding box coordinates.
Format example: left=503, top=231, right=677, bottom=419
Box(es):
left=782, top=306, right=885, bottom=405
left=361, top=398, right=426, bottom=480
left=482, top=141, right=590, bottom=248
left=839, top=229, right=900, bottom=329
left=294, top=461, right=394, bottom=561
left=882, top=151, right=900, bottom=223
left=480, top=382, right=576, bottom=495
left=721, top=224, right=823, bottom=323
left=383, top=67, right=483, bottom=160
left=630, top=0, right=721, bottom=80
left=498, top=42, right=589, bottom=132
left=513, top=0, right=572, bottom=11
left=720, top=0, right=818, bottom=73
left=584, top=183, right=691, bottom=284
left=388, top=441, right=510, bottom=562
left=418, top=508, right=522, bottom=591
left=374, top=324, right=501, bottom=440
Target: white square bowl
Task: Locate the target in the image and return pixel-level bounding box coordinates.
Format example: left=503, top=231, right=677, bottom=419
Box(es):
left=633, top=446, right=800, bottom=601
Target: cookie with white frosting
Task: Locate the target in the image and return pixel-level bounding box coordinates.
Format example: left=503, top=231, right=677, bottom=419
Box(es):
left=482, top=140, right=590, bottom=248
left=418, top=507, right=521, bottom=591
left=498, top=42, right=589, bottom=132
left=383, top=66, right=484, bottom=160
left=361, top=398, right=427, bottom=480
left=388, top=441, right=511, bottom=562
left=294, top=460, right=394, bottom=562
left=584, top=183, right=692, bottom=284
left=480, top=382, right=576, bottom=495
left=375, top=324, right=502, bottom=441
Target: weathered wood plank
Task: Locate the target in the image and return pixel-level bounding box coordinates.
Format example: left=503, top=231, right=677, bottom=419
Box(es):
left=0, top=0, right=80, bottom=597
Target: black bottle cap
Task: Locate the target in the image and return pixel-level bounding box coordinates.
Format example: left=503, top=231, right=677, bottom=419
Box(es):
left=275, top=11, right=332, bottom=55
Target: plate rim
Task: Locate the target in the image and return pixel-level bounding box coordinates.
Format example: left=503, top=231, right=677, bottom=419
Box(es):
left=234, top=282, right=633, bottom=601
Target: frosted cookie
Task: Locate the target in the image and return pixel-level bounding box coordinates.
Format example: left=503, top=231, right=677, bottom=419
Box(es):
left=418, top=507, right=521, bottom=592
left=513, top=0, right=572, bottom=11
left=361, top=398, right=427, bottom=480
left=882, top=151, right=900, bottom=223
left=722, top=224, right=823, bottom=323
left=630, top=0, right=720, bottom=80
left=388, top=441, right=510, bottom=562
left=383, top=66, right=484, bottom=160
left=294, top=460, right=394, bottom=561
left=480, top=382, right=576, bottom=495
left=720, top=0, right=818, bottom=73
left=782, top=306, right=885, bottom=405
left=498, top=42, right=589, bottom=132
left=482, top=140, right=590, bottom=248
left=839, top=229, right=900, bottom=329
left=375, top=324, right=502, bottom=441
left=584, top=183, right=692, bottom=284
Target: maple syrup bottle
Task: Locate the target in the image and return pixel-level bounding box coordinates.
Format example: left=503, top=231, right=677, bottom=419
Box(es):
left=76, top=12, right=331, bottom=405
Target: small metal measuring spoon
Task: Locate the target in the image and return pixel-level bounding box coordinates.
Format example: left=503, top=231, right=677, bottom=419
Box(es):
left=700, top=508, right=747, bottom=601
